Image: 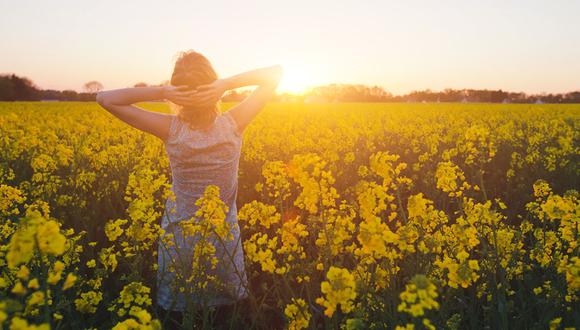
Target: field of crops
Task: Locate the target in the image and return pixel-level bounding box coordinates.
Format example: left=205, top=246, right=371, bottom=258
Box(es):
left=0, top=101, right=578, bottom=329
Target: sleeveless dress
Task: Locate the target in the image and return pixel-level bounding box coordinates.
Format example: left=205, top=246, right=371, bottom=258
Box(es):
left=156, top=111, right=249, bottom=311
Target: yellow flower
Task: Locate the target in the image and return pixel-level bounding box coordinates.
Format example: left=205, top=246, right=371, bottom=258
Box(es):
left=27, top=278, right=40, bottom=290
left=435, top=253, right=480, bottom=289
left=47, top=261, right=66, bottom=285
left=287, top=153, right=339, bottom=214
left=62, top=273, right=77, bottom=290
left=0, top=184, right=26, bottom=216
left=9, top=317, right=50, bottom=330
left=355, top=216, right=399, bottom=262
left=111, top=282, right=152, bottom=317
left=238, top=200, right=280, bottom=229
left=549, top=317, right=561, bottom=330
left=99, top=247, right=118, bottom=271
left=244, top=233, right=278, bottom=273
left=407, top=193, right=431, bottom=219
left=316, top=267, right=357, bottom=317
left=422, top=318, right=436, bottom=330
left=533, top=180, right=552, bottom=199
left=36, top=220, right=66, bottom=256
left=276, top=216, right=309, bottom=271
left=27, top=291, right=45, bottom=307
left=11, top=281, right=27, bottom=296
left=75, top=291, right=103, bottom=314
left=16, top=265, right=30, bottom=280
left=355, top=180, right=391, bottom=222
left=193, top=185, right=231, bottom=240
left=6, top=223, right=36, bottom=268
left=284, top=298, right=311, bottom=330
left=53, top=260, right=65, bottom=272
left=435, top=161, right=467, bottom=196
left=397, top=275, right=439, bottom=317
left=105, top=219, right=127, bottom=241
left=260, top=161, right=291, bottom=200
left=557, top=256, right=580, bottom=295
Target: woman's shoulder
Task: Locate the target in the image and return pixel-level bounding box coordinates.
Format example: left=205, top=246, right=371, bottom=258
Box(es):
left=221, top=111, right=243, bottom=138
left=165, top=112, right=241, bottom=145
left=163, top=114, right=182, bottom=144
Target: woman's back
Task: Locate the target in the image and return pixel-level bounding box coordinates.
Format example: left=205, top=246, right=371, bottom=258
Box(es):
left=163, top=111, right=242, bottom=223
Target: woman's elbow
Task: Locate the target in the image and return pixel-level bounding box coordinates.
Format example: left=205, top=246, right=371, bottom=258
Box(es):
left=273, top=65, right=284, bottom=81
left=96, top=91, right=108, bottom=107
left=270, top=65, right=284, bottom=86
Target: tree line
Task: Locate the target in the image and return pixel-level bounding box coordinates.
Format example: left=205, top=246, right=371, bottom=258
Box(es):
left=0, top=74, right=103, bottom=102
left=1, top=73, right=578, bottom=103
left=294, top=84, right=580, bottom=104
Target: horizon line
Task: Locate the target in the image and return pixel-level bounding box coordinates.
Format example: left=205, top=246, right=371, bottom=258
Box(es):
left=1, top=72, right=578, bottom=97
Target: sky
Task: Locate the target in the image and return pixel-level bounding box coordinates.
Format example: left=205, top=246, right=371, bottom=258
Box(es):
left=1, top=0, right=579, bottom=95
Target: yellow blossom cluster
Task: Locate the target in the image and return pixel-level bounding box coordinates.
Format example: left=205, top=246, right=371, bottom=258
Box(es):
left=6, top=210, right=66, bottom=268
left=397, top=274, right=439, bottom=317
left=286, top=153, right=339, bottom=214
left=109, top=282, right=153, bottom=317
left=284, top=298, right=311, bottom=330
left=316, top=266, right=357, bottom=317
left=435, top=251, right=481, bottom=289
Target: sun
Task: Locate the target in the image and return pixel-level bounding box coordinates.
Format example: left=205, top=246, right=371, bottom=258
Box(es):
left=277, top=64, right=313, bottom=94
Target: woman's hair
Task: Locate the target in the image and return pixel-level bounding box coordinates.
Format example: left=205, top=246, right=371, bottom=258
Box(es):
left=170, top=50, right=220, bottom=130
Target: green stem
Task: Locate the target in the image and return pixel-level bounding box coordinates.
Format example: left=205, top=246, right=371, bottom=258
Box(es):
left=478, top=168, right=488, bottom=201
left=395, top=185, right=408, bottom=224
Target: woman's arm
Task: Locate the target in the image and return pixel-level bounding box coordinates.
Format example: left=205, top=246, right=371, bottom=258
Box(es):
left=224, top=65, right=283, bottom=132
left=220, top=65, right=284, bottom=91
left=192, top=65, right=284, bottom=134
left=96, top=86, right=195, bottom=140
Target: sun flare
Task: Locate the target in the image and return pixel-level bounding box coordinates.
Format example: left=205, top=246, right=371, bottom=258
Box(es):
left=277, top=64, right=313, bottom=94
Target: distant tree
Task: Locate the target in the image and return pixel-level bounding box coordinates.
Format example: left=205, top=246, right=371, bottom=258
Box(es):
left=304, top=83, right=393, bottom=102
left=563, top=91, right=580, bottom=103
left=490, top=89, right=508, bottom=103
left=0, top=76, right=16, bottom=100
left=134, top=82, right=148, bottom=88
left=440, top=89, right=463, bottom=102
left=62, top=90, right=79, bottom=100
left=83, top=81, right=103, bottom=93
left=369, top=85, right=393, bottom=101
left=0, top=74, right=39, bottom=101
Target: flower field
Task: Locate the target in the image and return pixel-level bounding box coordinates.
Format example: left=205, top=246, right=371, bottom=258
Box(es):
left=0, top=101, right=578, bottom=329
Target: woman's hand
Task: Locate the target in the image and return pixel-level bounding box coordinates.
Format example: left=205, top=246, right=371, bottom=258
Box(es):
left=163, top=85, right=199, bottom=106
left=190, top=79, right=228, bottom=108
left=163, top=80, right=228, bottom=107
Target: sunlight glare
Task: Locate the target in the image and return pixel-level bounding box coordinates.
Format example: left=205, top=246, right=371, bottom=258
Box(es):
left=277, top=63, right=314, bottom=94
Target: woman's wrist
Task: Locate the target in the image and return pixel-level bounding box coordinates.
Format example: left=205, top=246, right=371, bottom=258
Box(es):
left=217, top=78, right=232, bottom=92
left=160, top=86, right=171, bottom=99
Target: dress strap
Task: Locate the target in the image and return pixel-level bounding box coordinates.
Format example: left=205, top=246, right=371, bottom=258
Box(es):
left=223, top=111, right=242, bottom=138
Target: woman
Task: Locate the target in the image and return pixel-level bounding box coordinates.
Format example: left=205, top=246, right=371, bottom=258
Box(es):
left=96, top=50, right=283, bottom=327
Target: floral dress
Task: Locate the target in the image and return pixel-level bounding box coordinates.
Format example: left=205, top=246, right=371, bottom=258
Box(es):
left=156, top=111, right=249, bottom=311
